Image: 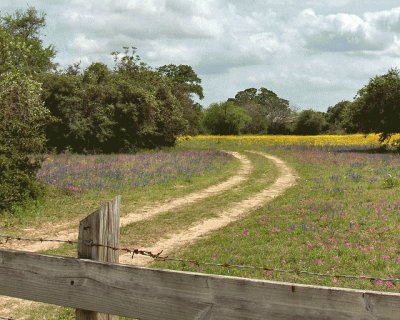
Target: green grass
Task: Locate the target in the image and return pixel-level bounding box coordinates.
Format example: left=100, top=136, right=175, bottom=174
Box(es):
left=6, top=138, right=400, bottom=318
left=120, top=151, right=277, bottom=248
left=12, top=305, right=74, bottom=320
left=153, top=140, right=400, bottom=293
left=0, top=151, right=240, bottom=236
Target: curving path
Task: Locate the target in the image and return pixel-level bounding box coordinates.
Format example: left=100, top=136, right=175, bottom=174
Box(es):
left=0, top=151, right=253, bottom=316
left=0, top=151, right=297, bottom=316
left=120, top=151, right=297, bottom=265
left=0, top=151, right=251, bottom=254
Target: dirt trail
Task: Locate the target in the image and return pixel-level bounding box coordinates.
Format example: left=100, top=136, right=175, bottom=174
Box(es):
left=119, top=151, right=252, bottom=226
left=0, top=151, right=251, bottom=255
left=0, top=151, right=252, bottom=315
left=0, top=151, right=296, bottom=316
left=120, top=151, right=297, bottom=265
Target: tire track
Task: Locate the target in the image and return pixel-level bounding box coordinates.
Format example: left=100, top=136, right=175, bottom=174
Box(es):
left=120, top=151, right=297, bottom=266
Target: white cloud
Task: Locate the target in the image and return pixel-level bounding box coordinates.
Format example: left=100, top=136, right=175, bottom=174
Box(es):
left=1, top=0, right=399, bottom=110
left=69, top=34, right=102, bottom=53
left=296, top=9, right=389, bottom=52
left=365, top=7, right=400, bottom=32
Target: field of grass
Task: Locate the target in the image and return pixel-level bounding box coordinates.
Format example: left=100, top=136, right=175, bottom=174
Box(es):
left=3, top=134, right=400, bottom=319
left=156, top=135, right=400, bottom=293
left=1, top=150, right=238, bottom=235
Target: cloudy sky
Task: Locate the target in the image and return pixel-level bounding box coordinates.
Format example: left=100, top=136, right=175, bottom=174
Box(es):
left=1, top=1, right=400, bottom=110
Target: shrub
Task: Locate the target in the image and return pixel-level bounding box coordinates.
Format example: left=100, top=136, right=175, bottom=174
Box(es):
left=0, top=72, right=49, bottom=211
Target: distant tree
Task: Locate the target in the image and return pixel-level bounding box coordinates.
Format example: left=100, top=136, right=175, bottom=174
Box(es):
left=202, top=102, right=250, bottom=135
left=241, top=102, right=268, bottom=134
left=352, top=68, right=400, bottom=144
left=157, top=64, right=204, bottom=99
left=43, top=50, right=189, bottom=152
left=295, top=109, right=327, bottom=135
left=0, top=7, right=55, bottom=76
left=231, top=87, right=292, bottom=134
left=157, top=64, right=204, bottom=135
left=325, top=100, right=356, bottom=134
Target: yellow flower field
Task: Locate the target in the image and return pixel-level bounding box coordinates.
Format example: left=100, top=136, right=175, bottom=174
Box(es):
left=179, top=134, right=400, bottom=147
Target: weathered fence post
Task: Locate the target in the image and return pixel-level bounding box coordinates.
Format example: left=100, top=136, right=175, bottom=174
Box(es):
left=76, top=196, right=121, bottom=320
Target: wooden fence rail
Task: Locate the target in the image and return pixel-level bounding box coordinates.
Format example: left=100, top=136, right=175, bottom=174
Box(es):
left=0, top=197, right=399, bottom=319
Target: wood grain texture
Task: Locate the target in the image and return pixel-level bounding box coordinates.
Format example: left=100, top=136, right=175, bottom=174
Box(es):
left=0, top=249, right=399, bottom=320
left=76, top=196, right=121, bottom=320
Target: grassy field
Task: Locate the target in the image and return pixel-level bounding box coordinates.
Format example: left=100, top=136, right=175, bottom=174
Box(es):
left=156, top=135, right=400, bottom=293
left=4, top=134, right=400, bottom=319
left=1, top=150, right=239, bottom=235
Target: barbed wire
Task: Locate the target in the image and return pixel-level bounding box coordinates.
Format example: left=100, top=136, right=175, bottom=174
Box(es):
left=1, top=233, right=398, bottom=284
left=86, top=241, right=400, bottom=283
left=0, top=234, right=77, bottom=245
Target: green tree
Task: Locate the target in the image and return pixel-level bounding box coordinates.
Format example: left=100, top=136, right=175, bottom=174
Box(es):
left=325, top=100, right=356, bottom=134
left=0, top=72, right=50, bottom=211
left=157, top=64, right=204, bottom=99
left=157, top=64, right=204, bottom=135
left=0, top=7, right=54, bottom=211
left=232, top=87, right=292, bottom=134
left=43, top=50, right=188, bottom=152
left=352, top=68, right=400, bottom=144
left=295, top=109, right=327, bottom=135
left=0, top=7, right=55, bottom=76
left=202, top=102, right=250, bottom=135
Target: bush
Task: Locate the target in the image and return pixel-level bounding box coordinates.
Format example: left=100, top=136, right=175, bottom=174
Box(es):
left=202, top=102, right=251, bottom=135
left=0, top=72, right=49, bottom=211
left=295, top=109, right=327, bottom=135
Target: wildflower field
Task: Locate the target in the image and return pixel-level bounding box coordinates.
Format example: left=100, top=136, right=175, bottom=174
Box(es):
left=158, top=134, right=400, bottom=293
left=38, top=151, right=232, bottom=193
left=4, top=150, right=238, bottom=232
left=180, top=133, right=400, bottom=148
left=5, top=134, right=400, bottom=319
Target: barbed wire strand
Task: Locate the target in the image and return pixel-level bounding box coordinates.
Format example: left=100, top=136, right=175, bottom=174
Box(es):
left=0, top=234, right=77, bottom=245
left=1, top=234, right=399, bottom=284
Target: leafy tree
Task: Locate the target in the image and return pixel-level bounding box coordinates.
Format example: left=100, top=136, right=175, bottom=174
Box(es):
left=0, top=7, right=55, bottom=76
left=325, top=100, right=356, bottom=134
left=202, top=102, right=250, bottom=135
left=157, top=64, right=204, bottom=135
left=157, top=64, right=204, bottom=99
left=231, top=87, right=293, bottom=134
left=0, top=72, right=50, bottom=211
left=295, top=109, right=327, bottom=135
left=0, top=7, right=54, bottom=211
left=43, top=50, right=188, bottom=152
left=352, top=68, right=400, bottom=144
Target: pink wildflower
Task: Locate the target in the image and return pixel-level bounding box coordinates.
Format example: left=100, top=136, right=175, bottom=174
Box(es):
left=382, top=255, right=390, bottom=261
left=376, top=279, right=383, bottom=286
left=385, top=281, right=393, bottom=287
left=242, top=229, right=250, bottom=236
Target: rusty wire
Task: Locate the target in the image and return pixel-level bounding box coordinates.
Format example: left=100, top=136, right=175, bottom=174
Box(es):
left=0, top=316, right=15, bottom=320
left=86, top=242, right=400, bottom=284
left=0, top=234, right=77, bottom=245
left=1, top=233, right=399, bottom=284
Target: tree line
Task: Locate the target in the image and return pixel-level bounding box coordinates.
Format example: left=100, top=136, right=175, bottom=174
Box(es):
left=202, top=73, right=400, bottom=143
left=1, top=7, right=399, bottom=212
left=0, top=8, right=203, bottom=211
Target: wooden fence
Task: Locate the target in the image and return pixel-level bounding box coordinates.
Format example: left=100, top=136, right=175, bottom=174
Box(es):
left=0, top=197, right=399, bottom=319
